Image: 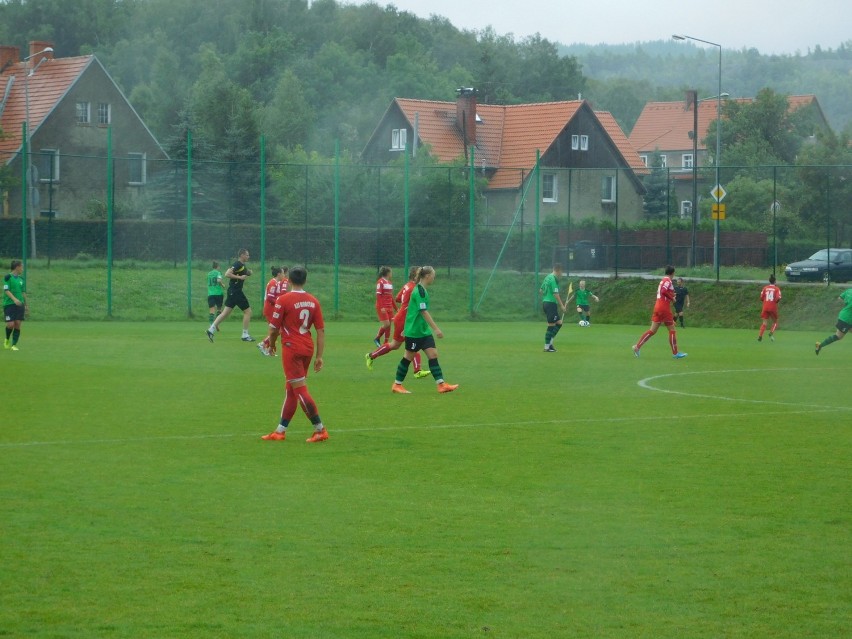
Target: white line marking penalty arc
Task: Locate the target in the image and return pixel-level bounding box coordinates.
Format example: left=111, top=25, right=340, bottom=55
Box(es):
left=638, top=367, right=852, bottom=411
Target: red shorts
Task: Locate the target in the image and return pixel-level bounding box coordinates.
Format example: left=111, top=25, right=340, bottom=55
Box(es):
left=281, top=346, right=312, bottom=382
left=761, top=309, right=778, bottom=320
left=376, top=307, right=394, bottom=322
left=391, top=312, right=405, bottom=342
left=652, top=307, right=675, bottom=326
left=263, top=301, right=275, bottom=323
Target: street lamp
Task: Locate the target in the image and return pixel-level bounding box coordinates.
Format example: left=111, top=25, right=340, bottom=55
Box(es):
left=22, top=46, right=53, bottom=261
left=673, top=34, right=723, bottom=280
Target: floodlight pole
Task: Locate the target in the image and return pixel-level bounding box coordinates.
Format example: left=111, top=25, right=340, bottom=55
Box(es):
left=22, top=46, right=54, bottom=262
left=673, top=35, right=722, bottom=280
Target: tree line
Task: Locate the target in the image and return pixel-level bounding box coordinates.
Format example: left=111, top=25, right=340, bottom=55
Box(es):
left=1, top=0, right=850, bottom=243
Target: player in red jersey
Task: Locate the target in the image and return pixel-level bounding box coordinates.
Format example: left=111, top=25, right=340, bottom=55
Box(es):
left=259, top=266, right=329, bottom=443
left=758, top=274, right=782, bottom=342
left=364, top=266, right=429, bottom=378
left=262, top=266, right=289, bottom=323
left=633, top=265, right=687, bottom=359
left=372, top=266, right=397, bottom=347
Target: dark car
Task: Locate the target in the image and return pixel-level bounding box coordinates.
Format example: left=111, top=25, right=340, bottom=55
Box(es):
left=785, top=248, right=852, bottom=283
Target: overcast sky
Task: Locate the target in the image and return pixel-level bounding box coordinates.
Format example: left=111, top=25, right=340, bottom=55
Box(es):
left=346, top=0, right=849, bottom=55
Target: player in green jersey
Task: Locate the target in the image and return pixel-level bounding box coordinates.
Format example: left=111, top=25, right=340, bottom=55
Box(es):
left=567, top=279, right=600, bottom=325
left=815, top=288, right=852, bottom=354
left=206, top=261, right=224, bottom=324
left=539, top=263, right=567, bottom=351
left=3, top=259, right=28, bottom=351
left=391, top=266, right=458, bottom=394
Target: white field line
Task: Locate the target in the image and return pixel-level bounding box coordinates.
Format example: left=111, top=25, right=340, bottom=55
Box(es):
left=0, top=406, right=844, bottom=448
left=638, top=367, right=852, bottom=411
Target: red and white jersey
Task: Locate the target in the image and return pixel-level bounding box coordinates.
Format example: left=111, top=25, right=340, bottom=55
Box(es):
left=393, top=280, right=416, bottom=323
left=761, top=284, right=781, bottom=311
left=265, top=278, right=289, bottom=305
left=653, top=276, right=675, bottom=313
left=270, top=290, right=324, bottom=356
left=376, top=277, right=395, bottom=310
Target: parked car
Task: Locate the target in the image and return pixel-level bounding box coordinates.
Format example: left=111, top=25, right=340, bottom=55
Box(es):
left=785, top=248, right=852, bottom=283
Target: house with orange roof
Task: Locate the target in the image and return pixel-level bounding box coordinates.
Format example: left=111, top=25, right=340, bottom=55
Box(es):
left=629, top=94, right=830, bottom=217
left=1, top=41, right=167, bottom=219
left=363, top=88, right=647, bottom=225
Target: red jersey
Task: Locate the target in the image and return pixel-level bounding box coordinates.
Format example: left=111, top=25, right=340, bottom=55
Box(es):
left=270, top=290, right=324, bottom=356
left=653, top=276, right=675, bottom=313
left=375, top=277, right=396, bottom=311
left=760, top=284, right=781, bottom=312
left=263, top=278, right=289, bottom=320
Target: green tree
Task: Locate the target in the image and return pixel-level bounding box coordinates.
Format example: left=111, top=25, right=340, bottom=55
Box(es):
left=710, top=88, right=804, bottom=170
left=641, top=152, right=673, bottom=221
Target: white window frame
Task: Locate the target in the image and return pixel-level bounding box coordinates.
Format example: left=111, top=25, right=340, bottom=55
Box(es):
left=680, top=200, right=693, bottom=219
left=542, top=173, right=557, bottom=202
left=659, top=155, right=667, bottom=168
left=682, top=153, right=694, bottom=170
left=36, top=148, right=60, bottom=183
left=640, top=155, right=648, bottom=167
left=76, top=101, right=90, bottom=124
left=601, top=175, right=616, bottom=203
left=128, top=152, right=147, bottom=185
left=580, top=135, right=589, bottom=151
left=571, top=135, right=579, bottom=150
left=391, top=128, right=407, bottom=151
left=97, top=102, right=111, bottom=125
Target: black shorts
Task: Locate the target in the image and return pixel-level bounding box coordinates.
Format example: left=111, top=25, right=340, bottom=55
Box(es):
left=225, top=290, right=250, bottom=311
left=577, top=304, right=590, bottom=313
left=835, top=319, right=851, bottom=334
left=208, top=294, right=224, bottom=309
left=4, top=305, right=24, bottom=322
left=405, top=334, right=436, bottom=353
left=674, top=303, right=685, bottom=313
left=542, top=301, right=560, bottom=323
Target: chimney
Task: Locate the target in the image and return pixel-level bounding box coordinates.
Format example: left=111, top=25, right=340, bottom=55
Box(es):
left=456, top=87, right=478, bottom=147
left=0, top=45, right=20, bottom=72
left=28, top=40, right=55, bottom=65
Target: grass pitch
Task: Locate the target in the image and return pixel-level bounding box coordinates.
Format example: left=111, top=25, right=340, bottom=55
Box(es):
left=1, top=321, right=849, bottom=638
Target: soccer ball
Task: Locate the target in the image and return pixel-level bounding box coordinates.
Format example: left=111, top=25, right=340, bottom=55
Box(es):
left=579, top=320, right=589, bottom=327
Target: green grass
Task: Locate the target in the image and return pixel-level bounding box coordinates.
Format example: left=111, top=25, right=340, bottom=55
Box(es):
left=2, top=321, right=849, bottom=638
left=10, top=257, right=851, bottom=329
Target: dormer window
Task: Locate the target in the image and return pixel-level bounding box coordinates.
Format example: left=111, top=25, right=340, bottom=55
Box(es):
left=391, top=128, right=407, bottom=151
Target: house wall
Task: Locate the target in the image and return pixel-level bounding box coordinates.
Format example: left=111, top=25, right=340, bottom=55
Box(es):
left=6, top=61, right=166, bottom=219
left=363, top=106, right=410, bottom=163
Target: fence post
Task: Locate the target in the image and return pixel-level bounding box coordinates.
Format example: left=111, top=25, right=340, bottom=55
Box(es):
left=21, top=122, right=28, bottom=273
left=186, top=129, right=193, bottom=317
left=468, top=146, right=475, bottom=316
left=107, top=127, right=113, bottom=317
left=534, top=150, right=540, bottom=314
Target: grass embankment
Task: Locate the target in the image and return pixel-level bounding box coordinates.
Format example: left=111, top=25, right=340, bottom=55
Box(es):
left=11, top=257, right=848, bottom=330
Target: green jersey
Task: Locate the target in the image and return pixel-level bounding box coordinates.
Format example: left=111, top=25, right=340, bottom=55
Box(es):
left=3, top=272, right=24, bottom=307
left=404, top=284, right=431, bottom=338
left=206, top=269, right=223, bottom=296
left=575, top=288, right=593, bottom=306
left=540, top=273, right=560, bottom=303
left=838, top=288, right=852, bottom=324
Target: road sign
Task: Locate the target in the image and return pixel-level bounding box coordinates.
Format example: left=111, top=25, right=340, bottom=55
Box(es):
left=711, top=184, right=727, bottom=202
left=711, top=203, right=726, bottom=220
